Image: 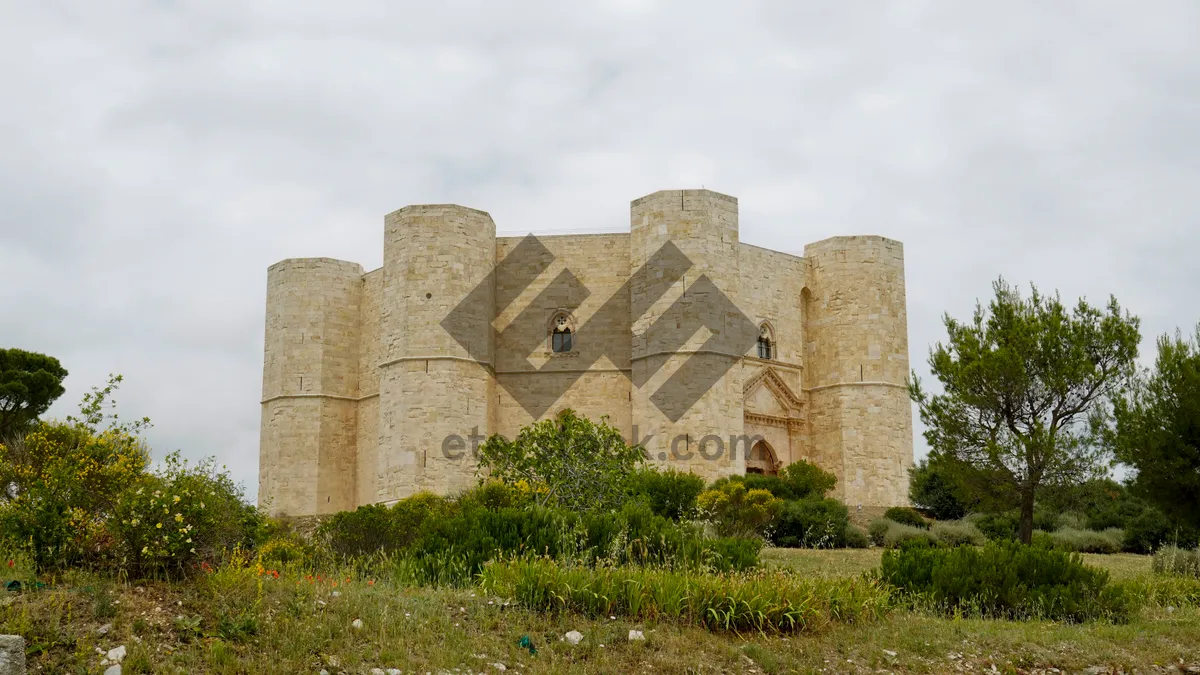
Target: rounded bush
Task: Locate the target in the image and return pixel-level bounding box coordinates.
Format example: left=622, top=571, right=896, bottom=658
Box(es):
left=931, top=520, right=985, bottom=547
left=884, top=507, right=929, bottom=530
left=843, top=524, right=870, bottom=549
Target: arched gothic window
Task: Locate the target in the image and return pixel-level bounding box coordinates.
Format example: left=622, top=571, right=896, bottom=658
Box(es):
left=757, top=323, right=774, bottom=360
left=551, top=313, right=574, bottom=353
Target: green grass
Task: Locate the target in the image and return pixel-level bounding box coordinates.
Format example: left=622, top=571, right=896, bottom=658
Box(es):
left=763, top=546, right=1154, bottom=581
left=2, top=549, right=1198, bottom=673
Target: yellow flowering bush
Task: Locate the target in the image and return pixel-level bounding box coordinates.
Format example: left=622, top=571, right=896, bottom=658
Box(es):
left=0, top=377, right=150, bottom=570
left=112, top=452, right=264, bottom=577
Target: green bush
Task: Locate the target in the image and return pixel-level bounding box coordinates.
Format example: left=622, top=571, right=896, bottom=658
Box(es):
left=883, top=522, right=937, bottom=549
left=697, top=481, right=782, bottom=537
left=931, top=520, right=984, bottom=547
left=1033, top=508, right=1059, bottom=533
left=868, top=519, right=890, bottom=547
left=1121, top=508, right=1195, bottom=554
left=1036, top=527, right=1123, bottom=554
left=881, top=540, right=1136, bottom=622
left=709, top=461, right=837, bottom=502
left=1152, top=546, right=1200, bottom=578
left=318, top=492, right=453, bottom=558
left=625, top=468, right=705, bottom=520
left=112, top=452, right=262, bottom=577
left=770, top=498, right=851, bottom=549
left=884, top=507, right=928, bottom=529
left=967, top=512, right=1019, bottom=542
left=908, top=458, right=967, bottom=520
left=844, top=524, right=870, bottom=549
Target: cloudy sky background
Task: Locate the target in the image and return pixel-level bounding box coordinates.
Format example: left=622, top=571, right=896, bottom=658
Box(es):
left=3, top=1, right=1197, bottom=497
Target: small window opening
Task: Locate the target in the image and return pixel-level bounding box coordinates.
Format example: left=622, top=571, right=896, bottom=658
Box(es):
left=551, top=315, right=573, bottom=353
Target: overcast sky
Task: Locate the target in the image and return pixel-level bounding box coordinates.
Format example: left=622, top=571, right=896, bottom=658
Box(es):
left=3, top=1, right=1197, bottom=498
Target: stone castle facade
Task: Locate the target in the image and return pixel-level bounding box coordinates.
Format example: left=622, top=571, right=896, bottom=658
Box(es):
left=258, top=189, right=914, bottom=516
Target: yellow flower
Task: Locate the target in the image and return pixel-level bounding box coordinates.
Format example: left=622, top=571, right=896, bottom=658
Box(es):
left=173, top=495, right=180, bottom=503
left=174, top=513, right=183, bottom=523
left=156, top=523, right=162, bottom=529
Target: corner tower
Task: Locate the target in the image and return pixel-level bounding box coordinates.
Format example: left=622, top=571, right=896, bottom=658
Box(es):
left=259, top=258, right=363, bottom=516
left=376, top=205, right=496, bottom=502
left=803, top=236, right=913, bottom=507
left=629, top=190, right=750, bottom=481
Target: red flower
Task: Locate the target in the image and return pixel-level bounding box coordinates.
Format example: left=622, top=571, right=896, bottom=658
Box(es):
left=6, top=560, right=12, bottom=568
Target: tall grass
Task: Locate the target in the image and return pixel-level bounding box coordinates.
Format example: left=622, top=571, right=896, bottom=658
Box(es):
left=478, top=557, right=891, bottom=633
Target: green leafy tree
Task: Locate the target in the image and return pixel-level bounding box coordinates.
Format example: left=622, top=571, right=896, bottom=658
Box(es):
left=908, top=457, right=967, bottom=520
left=0, top=348, right=68, bottom=437
left=909, top=278, right=1140, bottom=543
left=1104, top=325, right=1200, bottom=528
left=477, top=409, right=644, bottom=512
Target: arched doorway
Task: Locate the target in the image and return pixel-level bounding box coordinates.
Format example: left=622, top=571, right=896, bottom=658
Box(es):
left=745, top=440, right=779, bottom=476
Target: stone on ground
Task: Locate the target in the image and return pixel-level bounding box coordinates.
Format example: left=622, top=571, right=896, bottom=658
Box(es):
left=564, top=630, right=583, bottom=645
left=0, top=635, right=27, bottom=675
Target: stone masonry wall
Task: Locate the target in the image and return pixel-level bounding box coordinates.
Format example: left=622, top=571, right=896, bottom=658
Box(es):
left=259, top=258, right=363, bottom=516
left=803, top=236, right=913, bottom=506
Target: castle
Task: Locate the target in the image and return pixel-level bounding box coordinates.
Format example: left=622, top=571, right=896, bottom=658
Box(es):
left=258, top=189, right=914, bottom=516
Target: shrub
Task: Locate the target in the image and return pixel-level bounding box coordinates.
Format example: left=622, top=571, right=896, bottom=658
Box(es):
left=1055, top=512, right=1088, bottom=531
left=1033, top=508, right=1059, bottom=533
left=881, top=540, right=1136, bottom=622
left=256, top=537, right=308, bottom=567
left=479, top=558, right=890, bottom=633
left=931, top=520, right=985, bottom=547
left=625, top=468, right=705, bottom=520
left=844, top=524, right=870, bottom=549
left=883, top=522, right=937, bottom=549
left=883, top=507, right=928, bottom=529
left=868, top=519, right=890, bottom=547
left=771, top=498, right=851, bottom=549
left=0, top=380, right=151, bottom=571
left=709, top=461, right=837, bottom=502
left=1037, top=527, right=1123, bottom=554
left=1153, top=546, right=1200, bottom=578
left=318, top=492, right=452, bottom=558
left=459, top=480, right=531, bottom=510
left=697, top=481, right=782, bottom=538
left=477, top=409, right=644, bottom=512
left=967, top=512, right=1019, bottom=542
left=111, top=452, right=262, bottom=577
left=778, top=460, right=838, bottom=499
left=908, top=458, right=967, bottom=520
left=1121, top=508, right=1198, bottom=554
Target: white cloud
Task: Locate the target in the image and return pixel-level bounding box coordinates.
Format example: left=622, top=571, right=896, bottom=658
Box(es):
left=2, top=0, right=1197, bottom=496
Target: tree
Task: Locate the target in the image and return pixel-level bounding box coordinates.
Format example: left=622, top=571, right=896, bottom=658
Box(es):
left=476, top=409, right=645, bottom=512
left=908, top=457, right=967, bottom=521
left=909, top=278, right=1140, bottom=543
left=1105, top=325, right=1200, bottom=528
left=0, top=348, right=68, bottom=437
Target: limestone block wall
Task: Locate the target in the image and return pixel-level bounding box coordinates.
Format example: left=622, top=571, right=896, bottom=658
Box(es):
left=377, top=205, right=496, bottom=502
left=355, top=268, right=383, bottom=505
left=494, top=234, right=633, bottom=440
left=259, top=258, right=363, bottom=516
left=803, top=236, right=913, bottom=506
left=630, top=190, right=746, bottom=481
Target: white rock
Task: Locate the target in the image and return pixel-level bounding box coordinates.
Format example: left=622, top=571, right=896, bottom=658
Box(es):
left=331, top=591, right=342, bottom=598
left=351, top=618, right=365, bottom=630
left=564, top=630, right=583, bottom=645
left=883, top=649, right=897, bottom=657
left=106, top=645, right=127, bottom=663
left=628, top=630, right=645, bottom=642
left=387, top=670, right=402, bottom=675
left=319, top=671, right=330, bottom=675
left=370, top=669, right=385, bottom=675
left=96, top=623, right=112, bottom=636
left=492, top=664, right=507, bottom=672
left=104, top=666, right=121, bottom=675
